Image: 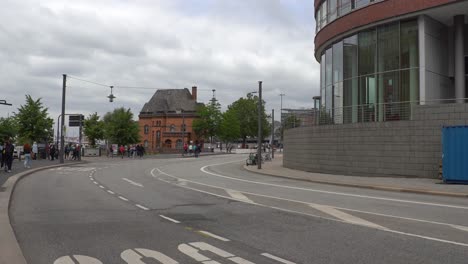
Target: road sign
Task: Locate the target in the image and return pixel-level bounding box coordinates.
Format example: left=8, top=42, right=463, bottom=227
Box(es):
left=69, top=115, right=84, bottom=127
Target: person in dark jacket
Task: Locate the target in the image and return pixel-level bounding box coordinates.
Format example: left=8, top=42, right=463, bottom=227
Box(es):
left=4, top=140, right=14, bottom=173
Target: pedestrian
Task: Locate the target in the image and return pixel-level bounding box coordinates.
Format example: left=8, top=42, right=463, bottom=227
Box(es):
left=194, top=143, right=200, bottom=158
left=183, top=142, right=188, bottom=156
left=108, top=145, right=113, bottom=158
left=0, top=142, right=5, bottom=171
left=23, top=142, right=32, bottom=168
left=46, top=144, right=50, bottom=160
left=127, top=145, right=131, bottom=158
left=64, top=144, right=70, bottom=160
left=4, top=140, right=14, bottom=173
left=119, top=145, right=125, bottom=159
left=131, top=145, right=136, bottom=159
left=32, top=142, right=38, bottom=160
left=50, top=144, right=56, bottom=161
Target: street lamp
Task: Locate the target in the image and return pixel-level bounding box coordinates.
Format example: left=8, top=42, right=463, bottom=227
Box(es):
left=257, top=82, right=263, bottom=169
left=108, top=86, right=116, bottom=102
left=176, top=109, right=185, bottom=156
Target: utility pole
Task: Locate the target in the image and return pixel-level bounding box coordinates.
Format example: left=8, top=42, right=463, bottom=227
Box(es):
left=78, top=114, right=83, bottom=161
left=271, top=109, right=274, bottom=159
left=60, top=74, right=67, bottom=164
left=257, top=81, right=262, bottom=169
left=279, top=93, right=285, bottom=148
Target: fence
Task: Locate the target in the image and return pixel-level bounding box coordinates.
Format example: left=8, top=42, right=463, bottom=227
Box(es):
left=283, top=98, right=465, bottom=129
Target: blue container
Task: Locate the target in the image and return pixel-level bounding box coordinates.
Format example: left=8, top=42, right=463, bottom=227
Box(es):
left=442, top=126, right=468, bottom=184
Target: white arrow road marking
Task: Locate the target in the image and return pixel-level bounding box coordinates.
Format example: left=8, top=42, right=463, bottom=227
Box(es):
left=225, top=190, right=254, bottom=203
left=261, top=253, right=296, bottom=264
left=54, top=255, right=103, bottom=264
left=309, top=203, right=388, bottom=230
left=159, top=215, right=181, bottom=223
left=452, top=225, right=468, bottom=232
left=122, top=178, right=143, bottom=187
left=197, top=231, right=230, bottom=242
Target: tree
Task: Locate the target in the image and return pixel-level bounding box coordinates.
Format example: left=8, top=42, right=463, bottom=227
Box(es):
left=14, top=95, right=54, bottom=143
left=218, top=108, right=241, bottom=150
left=83, top=112, right=105, bottom=146
left=192, top=100, right=222, bottom=142
left=228, top=93, right=270, bottom=147
left=103, top=108, right=140, bottom=146
left=0, top=117, right=18, bottom=143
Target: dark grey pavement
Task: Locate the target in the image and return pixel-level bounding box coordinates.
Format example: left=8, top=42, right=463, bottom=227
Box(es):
left=9, top=155, right=468, bottom=263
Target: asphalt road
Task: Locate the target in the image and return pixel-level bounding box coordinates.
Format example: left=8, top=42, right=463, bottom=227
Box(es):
left=9, top=155, right=468, bottom=264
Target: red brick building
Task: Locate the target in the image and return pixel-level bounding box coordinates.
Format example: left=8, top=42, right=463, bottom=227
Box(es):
left=138, top=87, right=202, bottom=152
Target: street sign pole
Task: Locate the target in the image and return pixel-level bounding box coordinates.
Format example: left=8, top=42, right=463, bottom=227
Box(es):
left=60, top=74, right=67, bottom=164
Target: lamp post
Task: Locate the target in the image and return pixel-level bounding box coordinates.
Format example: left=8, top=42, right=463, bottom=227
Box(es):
left=279, top=93, right=285, bottom=149
left=257, top=81, right=262, bottom=170
left=60, top=74, right=67, bottom=163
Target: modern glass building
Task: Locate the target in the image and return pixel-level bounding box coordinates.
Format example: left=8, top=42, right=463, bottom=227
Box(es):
left=315, top=0, right=468, bottom=124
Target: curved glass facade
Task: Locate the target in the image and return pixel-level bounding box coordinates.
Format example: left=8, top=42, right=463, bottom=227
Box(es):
left=320, top=20, right=419, bottom=124
left=316, top=0, right=383, bottom=32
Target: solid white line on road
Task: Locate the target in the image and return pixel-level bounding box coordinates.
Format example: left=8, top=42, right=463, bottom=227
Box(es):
left=225, top=189, right=254, bottom=203
left=93, top=181, right=98, bottom=185
left=261, top=253, right=296, bottom=264
left=122, top=178, right=143, bottom=187
left=228, top=257, right=255, bottom=264
left=309, top=203, right=388, bottom=230
left=99, top=185, right=105, bottom=189
left=107, top=190, right=115, bottom=195
left=200, top=163, right=468, bottom=210
left=197, top=231, right=230, bottom=242
left=152, top=168, right=468, bottom=248
left=118, top=196, right=129, bottom=202
left=136, top=204, right=149, bottom=210
left=159, top=215, right=181, bottom=224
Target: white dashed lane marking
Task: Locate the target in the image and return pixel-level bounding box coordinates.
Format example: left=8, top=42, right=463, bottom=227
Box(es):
left=93, top=181, right=98, bottom=185
left=159, top=215, right=181, bottom=224
left=136, top=204, right=149, bottom=210
left=122, top=178, right=143, bottom=187
left=107, top=190, right=115, bottom=195
left=99, top=185, right=105, bottom=189
left=197, top=231, right=230, bottom=242
left=118, top=196, right=129, bottom=202
left=261, top=253, right=296, bottom=264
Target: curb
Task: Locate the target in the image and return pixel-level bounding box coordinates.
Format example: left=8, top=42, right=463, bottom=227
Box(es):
left=0, top=162, right=86, bottom=264
left=243, top=165, right=468, bottom=198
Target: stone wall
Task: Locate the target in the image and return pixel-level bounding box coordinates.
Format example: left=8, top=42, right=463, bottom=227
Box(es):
left=283, top=103, right=468, bottom=178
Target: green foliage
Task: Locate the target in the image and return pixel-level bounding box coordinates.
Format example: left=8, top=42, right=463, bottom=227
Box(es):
left=228, top=93, right=270, bottom=145
left=219, top=108, right=240, bottom=143
left=14, top=95, right=53, bottom=143
left=192, top=100, right=222, bottom=140
left=0, top=117, right=18, bottom=143
left=103, top=108, right=140, bottom=146
left=83, top=112, right=105, bottom=146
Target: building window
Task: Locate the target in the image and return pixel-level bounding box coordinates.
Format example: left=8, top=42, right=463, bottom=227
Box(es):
left=328, top=0, right=338, bottom=22
left=176, top=139, right=183, bottom=149
left=155, top=120, right=161, bottom=127
left=340, top=0, right=352, bottom=16
left=156, top=131, right=161, bottom=148
left=144, top=125, right=149, bottom=134
left=169, top=124, right=176, bottom=132
left=165, top=139, right=172, bottom=148
left=144, top=140, right=148, bottom=148
left=181, top=124, right=186, bottom=132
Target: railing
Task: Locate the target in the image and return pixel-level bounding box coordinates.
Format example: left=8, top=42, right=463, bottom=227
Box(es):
left=283, top=98, right=467, bottom=129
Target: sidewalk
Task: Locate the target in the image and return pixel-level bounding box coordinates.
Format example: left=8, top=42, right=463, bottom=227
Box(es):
left=244, top=154, right=468, bottom=198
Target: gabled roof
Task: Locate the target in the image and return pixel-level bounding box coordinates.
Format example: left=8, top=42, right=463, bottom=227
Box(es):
left=140, top=88, right=198, bottom=114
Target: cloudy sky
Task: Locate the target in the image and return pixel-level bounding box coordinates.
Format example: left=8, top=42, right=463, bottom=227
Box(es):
left=0, top=0, right=319, bottom=125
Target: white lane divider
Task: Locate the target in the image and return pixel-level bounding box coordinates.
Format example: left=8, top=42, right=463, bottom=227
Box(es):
left=54, top=255, right=103, bottom=264
left=93, top=181, right=98, bottom=185
left=107, top=190, right=115, bottom=195
left=197, top=231, right=230, bottom=242
left=122, top=178, right=144, bottom=187
left=159, top=215, right=181, bottom=224
left=309, top=203, right=388, bottom=230
left=136, top=204, right=149, bottom=210
left=261, top=253, right=296, bottom=264
left=118, top=196, right=129, bottom=202
left=225, top=190, right=254, bottom=204
left=99, top=185, right=105, bottom=189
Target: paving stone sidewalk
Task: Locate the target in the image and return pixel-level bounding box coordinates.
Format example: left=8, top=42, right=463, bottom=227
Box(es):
left=244, top=154, right=468, bottom=198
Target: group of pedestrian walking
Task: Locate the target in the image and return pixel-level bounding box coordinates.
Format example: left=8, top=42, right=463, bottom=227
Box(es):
left=109, top=144, right=145, bottom=159
left=183, top=141, right=201, bottom=157
left=64, top=144, right=81, bottom=160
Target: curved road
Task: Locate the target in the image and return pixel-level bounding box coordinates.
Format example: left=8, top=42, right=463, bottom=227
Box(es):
left=9, top=155, right=468, bottom=263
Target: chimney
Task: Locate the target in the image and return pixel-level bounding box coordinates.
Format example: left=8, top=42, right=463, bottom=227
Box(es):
left=191, top=86, right=197, bottom=101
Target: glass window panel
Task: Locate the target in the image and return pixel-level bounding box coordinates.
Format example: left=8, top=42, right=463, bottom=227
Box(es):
left=343, top=77, right=359, bottom=123
left=359, top=75, right=376, bottom=122
left=333, top=82, right=343, bottom=124
left=328, top=0, right=338, bottom=21
left=378, top=71, right=400, bottom=121
left=326, top=85, right=333, bottom=114
left=321, top=1, right=328, bottom=26
left=400, top=68, right=419, bottom=103
left=326, top=48, right=333, bottom=87
left=355, top=0, right=370, bottom=8
left=321, top=53, right=326, bottom=107
left=400, top=20, right=419, bottom=69
left=378, top=23, right=399, bottom=72
left=358, top=29, right=376, bottom=76
left=333, top=41, right=343, bottom=83
left=343, top=35, right=358, bottom=79
left=340, top=0, right=352, bottom=15
left=317, top=8, right=322, bottom=31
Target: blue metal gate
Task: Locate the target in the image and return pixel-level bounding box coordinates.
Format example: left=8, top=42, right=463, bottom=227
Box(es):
left=442, top=126, right=468, bottom=183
